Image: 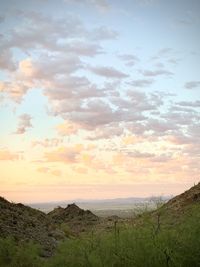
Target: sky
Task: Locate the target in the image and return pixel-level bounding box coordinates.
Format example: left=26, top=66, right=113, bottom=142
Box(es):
left=0, top=0, right=200, bottom=203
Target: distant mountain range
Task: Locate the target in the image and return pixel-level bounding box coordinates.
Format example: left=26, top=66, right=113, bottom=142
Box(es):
left=28, top=195, right=173, bottom=213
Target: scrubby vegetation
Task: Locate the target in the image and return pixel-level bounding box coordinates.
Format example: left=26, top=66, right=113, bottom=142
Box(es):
left=0, top=237, right=42, bottom=267
left=1, top=184, right=199, bottom=266
left=0, top=204, right=200, bottom=267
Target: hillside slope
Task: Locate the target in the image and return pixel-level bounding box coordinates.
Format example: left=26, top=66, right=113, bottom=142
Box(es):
left=0, top=183, right=199, bottom=256
left=149, top=183, right=200, bottom=225
left=0, top=198, right=100, bottom=255
left=0, top=197, right=65, bottom=256
left=48, top=203, right=99, bottom=234
left=163, top=182, right=200, bottom=211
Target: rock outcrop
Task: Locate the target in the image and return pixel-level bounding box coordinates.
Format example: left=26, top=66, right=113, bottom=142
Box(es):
left=48, top=203, right=99, bottom=234
left=0, top=198, right=99, bottom=255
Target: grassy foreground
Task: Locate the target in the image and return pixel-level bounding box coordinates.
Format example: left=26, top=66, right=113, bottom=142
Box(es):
left=0, top=204, right=200, bottom=267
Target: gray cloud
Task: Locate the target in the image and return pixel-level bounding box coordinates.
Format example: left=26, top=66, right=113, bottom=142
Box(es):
left=118, top=54, right=139, bottom=66
left=90, top=66, right=129, bottom=79
left=141, top=69, right=173, bottom=77
left=128, top=79, right=154, bottom=87
left=185, top=81, right=200, bottom=89
left=155, top=48, right=173, bottom=58
left=64, top=41, right=103, bottom=56
left=44, top=77, right=104, bottom=101
left=0, top=16, right=5, bottom=23
left=176, top=100, right=200, bottom=108
left=145, top=118, right=178, bottom=134
left=15, top=114, right=32, bottom=134
left=0, top=4, right=199, bottom=165
left=87, top=123, right=124, bottom=140
left=125, top=150, right=155, bottom=158
left=32, top=138, right=63, bottom=147
left=0, top=9, right=120, bottom=103
left=162, top=110, right=199, bottom=126
left=92, top=26, right=118, bottom=40
left=64, top=0, right=110, bottom=11
left=137, top=0, right=158, bottom=6
left=0, top=48, right=16, bottom=71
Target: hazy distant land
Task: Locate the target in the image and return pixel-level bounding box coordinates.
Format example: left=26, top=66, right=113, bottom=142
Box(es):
left=28, top=196, right=172, bottom=217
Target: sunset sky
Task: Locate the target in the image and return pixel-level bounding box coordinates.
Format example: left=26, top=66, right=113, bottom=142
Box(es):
left=0, top=0, right=200, bottom=203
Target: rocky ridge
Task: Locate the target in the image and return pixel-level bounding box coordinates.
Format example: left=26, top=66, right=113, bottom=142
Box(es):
left=0, top=198, right=98, bottom=255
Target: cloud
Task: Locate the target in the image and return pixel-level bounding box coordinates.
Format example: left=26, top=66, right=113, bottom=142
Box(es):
left=1, top=7, right=117, bottom=101
left=15, top=114, right=32, bottom=134
left=161, top=111, right=198, bottom=126
left=122, top=135, right=144, bottom=145
left=166, top=134, right=193, bottom=145
left=0, top=149, right=19, bottom=161
left=17, top=58, right=38, bottom=79
left=47, top=89, right=165, bottom=134
left=37, top=167, right=50, bottom=173
left=151, top=153, right=172, bottom=163
left=146, top=118, right=178, bottom=134
left=184, top=81, right=200, bottom=89
left=141, top=69, right=173, bottom=77
left=64, top=41, right=103, bottom=56
left=48, top=90, right=164, bottom=136
left=65, top=99, right=117, bottom=127
left=72, top=166, right=88, bottom=174
left=126, top=90, right=163, bottom=111
left=176, top=100, right=200, bottom=108
left=43, top=144, right=116, bottom=174
left=7, top=11, right=86, bottom=51
left=92, top=26, right=118, bottom=40
left=56, top=121, right=80, bottom=135
left=45, top=145, right=83, bottom=164
left=87, top=123, right=124, bottom=140
left=44, top=75, right=104, bottom=101
left=0, top=16, right=5, bottom=23
left=126, top=150, right=155, bottom=159
left=90, top=66, right=129, bottom=79
left=128, top=79, right=154, bottom=87
left=151, top=48, right=173, bottom=60
left=37, top=167, right=62, bottom=176
left=0, top=48, right=16, bottom=71
left=118, top=54, right=139, bottom=66
left=29, top=54, right=82, bottom=80
left=137, top=0, right=158, bottom=6
left=0, top=8, right=115, bottom=62
left=64, top=0, right=110, bottom=12
left=32, top=138, right=63, bottom=147
left=175, top=11, right=198, bottom=27
left=0, top=80, right=30, bottom=102
left=51, top=170, right=62, bottom=176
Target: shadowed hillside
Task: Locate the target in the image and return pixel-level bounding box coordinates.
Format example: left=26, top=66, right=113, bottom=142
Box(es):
left=0, top=197, right=65, bottom=256
left=0, top=183, right=200, bottom=264
left=48, top=203, right=99, bottom=234
left=0, top=197, right=100, bottom=256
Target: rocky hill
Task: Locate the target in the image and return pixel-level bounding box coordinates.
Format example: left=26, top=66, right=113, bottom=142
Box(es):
left=48, top=203, right=99, bottom=234
left=163, top=182, right=200, bottom=211
left=0, top=183, right=199, bottom=256
left=0, top=196, right=65, bottom=256
left=0, top=198, right=99, bottom=255
left=150, top=182, right=200, bottom=224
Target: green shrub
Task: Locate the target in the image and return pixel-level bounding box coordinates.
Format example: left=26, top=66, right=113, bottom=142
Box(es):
left=1, top=205, right=200, bottom=267
left=0, top=237, right=43, bottom=267
left=46, top=205, right=200, bottom=267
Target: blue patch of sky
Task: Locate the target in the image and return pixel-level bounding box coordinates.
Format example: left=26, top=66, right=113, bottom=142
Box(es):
left=14, top=90, right=62, bottom=139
